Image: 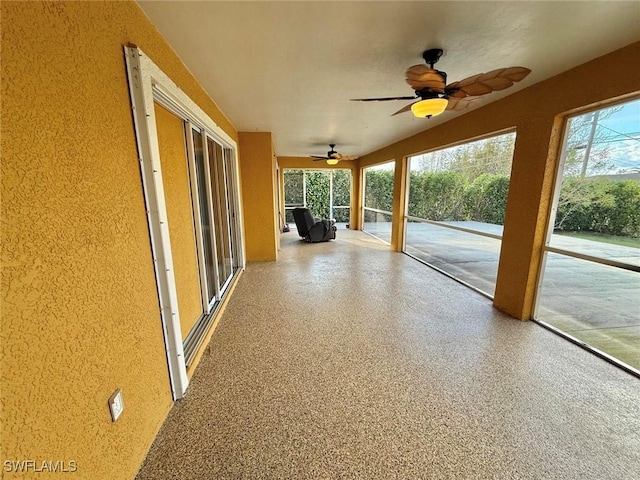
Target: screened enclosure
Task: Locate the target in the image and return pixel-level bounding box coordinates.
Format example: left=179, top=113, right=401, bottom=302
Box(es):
left=404, top=132, right=516, bottom=296
left=363, top=161, right=395, bottom=244
left=535, top=98, right=640, bottom=372
left=283, top=169, right=351, bottom=224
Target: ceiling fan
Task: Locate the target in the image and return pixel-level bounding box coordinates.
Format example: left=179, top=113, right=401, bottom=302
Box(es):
left=351, top=48, right=531, bottom=118
left=310, top=144, right=359, bottom=165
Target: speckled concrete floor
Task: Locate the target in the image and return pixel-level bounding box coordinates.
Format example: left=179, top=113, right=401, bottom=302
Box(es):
left=136, top=229, right=640, bottom=480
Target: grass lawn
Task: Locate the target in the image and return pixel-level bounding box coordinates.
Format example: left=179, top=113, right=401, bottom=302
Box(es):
left=555, top=231, right=640, bottom=248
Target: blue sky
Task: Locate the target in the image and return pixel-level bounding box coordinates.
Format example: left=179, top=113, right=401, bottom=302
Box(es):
left=596, top=99, right=640, bottom=172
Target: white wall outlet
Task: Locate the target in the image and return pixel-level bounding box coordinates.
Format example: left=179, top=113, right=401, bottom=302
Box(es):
left=108, top=388, right=124, bottom=422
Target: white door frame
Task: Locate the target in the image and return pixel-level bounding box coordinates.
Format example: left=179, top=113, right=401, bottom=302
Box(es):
left=124, top=46, right=241, bottom=400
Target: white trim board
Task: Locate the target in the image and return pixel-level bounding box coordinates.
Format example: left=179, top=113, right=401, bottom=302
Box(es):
left=124, top=46, right=242, bottom=400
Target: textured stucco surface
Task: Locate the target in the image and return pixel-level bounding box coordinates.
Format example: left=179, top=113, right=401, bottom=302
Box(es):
left=155, top=103, right=203, bottom=339
left=238, top=132, right=278, bottom=261
left=1, top=2, right=237, bottom=479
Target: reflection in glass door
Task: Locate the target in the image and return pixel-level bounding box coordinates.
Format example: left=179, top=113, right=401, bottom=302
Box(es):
left=192, top=129, right=218, bottom=307
left=183, top=125, right=243, bottom=365
left=224, top=147, right=243, bottom=272
left=207, top=137, right=233, bottom=291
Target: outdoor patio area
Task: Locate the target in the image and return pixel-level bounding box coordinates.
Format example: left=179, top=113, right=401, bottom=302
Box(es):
left=136, top=227, right=640, bottom=479
left=362, top=220, right=640, bottom=371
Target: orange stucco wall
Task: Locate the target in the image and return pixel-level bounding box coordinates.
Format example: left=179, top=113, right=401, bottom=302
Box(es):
left=357, top=42, right=640, bottom=320
left=238, top=132, right=279, bottom=261
left=1, top=1, right=237, bottom=479
left=2, top=0, right=639, bottom=476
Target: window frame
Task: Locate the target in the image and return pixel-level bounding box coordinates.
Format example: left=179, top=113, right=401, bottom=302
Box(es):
left=533, top=97, right=640, bottom=376
left=402, top=130, right=517, bottom=298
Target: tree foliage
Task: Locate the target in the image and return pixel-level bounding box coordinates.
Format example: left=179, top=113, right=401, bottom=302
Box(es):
left=409, top=171, right=467, bottom=221
left=415, top=133, right=515, bottom=180
left=553, top=104, right=639, bottom=237
left=284, top=114, right=639, bottom=238
left=556, top=178, right=640, bottom=237
left=305, top=171, right=330, bottom=218
left=464, top=174, right=510, bottom=225
left=407, top=171, right=509, bottom=224
left=332, top=169, right=352, bottom=221
left=364, top=169, right=394, bottom=212
left=283, top=169, right=351, bottom=222
left=284, top=169, right=304, bottom=205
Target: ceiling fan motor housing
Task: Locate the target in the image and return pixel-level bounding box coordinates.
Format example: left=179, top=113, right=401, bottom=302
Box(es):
left=422, top=48, right=444, bottom=67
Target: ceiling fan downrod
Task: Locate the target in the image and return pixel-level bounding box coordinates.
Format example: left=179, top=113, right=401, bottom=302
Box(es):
left=422, top=48, right=443, bottom=68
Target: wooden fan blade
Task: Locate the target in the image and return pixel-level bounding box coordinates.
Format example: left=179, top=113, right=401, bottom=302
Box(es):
left=475, top=67, right=527, bottom=91
left=456, top=73, right=484, bottom=88
left=453, top=72, right=492, bottom=96
left=406, top=66, right=446, bottom=91
left=406, top=79, right=445, bottom=91
left=476, top=68, right=504, bottom=81
left=340, top=155, right=359, bottom=161
left=391, top=102, right=416, bottom=116
left=406, top=68, right=443, bottom=81
left=310, top=156, right=328, bottom=160
left=478, top=76, right=513, bottom=91
left=446, top=66, right=532, bottom=97
left=351, top=96, right=417, bottom=102
left=444, top=82, right=468, bottom=98
left=445, top=97, right=460, bottom=110
left=406, top=64, right=433, bottom=76
left=501, top=66, right=531, bottom=82
left=460, top=82, right=492, bottom=96
left=446, top=96, right=482, bottom=111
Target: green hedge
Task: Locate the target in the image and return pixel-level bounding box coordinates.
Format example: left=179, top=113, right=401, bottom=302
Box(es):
left=464, top=174, right=510, bottom=225
left=556, top=178, right=640, bottom=237
left=408, top=171, right=509, bottom=224
left=291, top=168, right=640, bottom=238
left=283, top=169, right=352, bottom=222
left=364, top=169, right=394, bottom=212
left=409, top=171, right=467, bottom=221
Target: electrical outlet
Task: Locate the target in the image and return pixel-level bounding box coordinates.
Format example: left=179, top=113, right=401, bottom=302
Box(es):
left=108, top=388, right=124, bottom=422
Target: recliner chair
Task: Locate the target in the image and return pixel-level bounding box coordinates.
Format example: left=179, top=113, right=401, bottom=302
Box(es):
left=292, top=208, right=336, bottom=243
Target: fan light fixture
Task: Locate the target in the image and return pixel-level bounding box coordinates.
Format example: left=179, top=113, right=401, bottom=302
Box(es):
left=326, top=158, right=339, bottom=165
left=411, top=98, right=448, bottom=118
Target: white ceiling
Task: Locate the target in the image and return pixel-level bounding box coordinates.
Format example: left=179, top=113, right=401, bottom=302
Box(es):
left=137, top=1, right=640, bottom=159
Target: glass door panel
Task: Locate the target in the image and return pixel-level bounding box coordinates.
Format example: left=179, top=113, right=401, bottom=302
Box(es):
left=154, top=103, right=204, bottom=340
left=192, top=129, right=217, bottom=306
left=207, top=137, right=233, bottom=289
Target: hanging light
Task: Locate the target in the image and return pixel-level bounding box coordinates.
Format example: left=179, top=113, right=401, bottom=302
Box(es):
left=411, top=98, right=448, bottom=118
left=326, top=158, right=339, bottom=165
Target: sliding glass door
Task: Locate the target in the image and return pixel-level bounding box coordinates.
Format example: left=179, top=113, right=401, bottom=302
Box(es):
left=183, top=125, right=243, bottom=364
left=207, top=137, right=233, bottom=290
